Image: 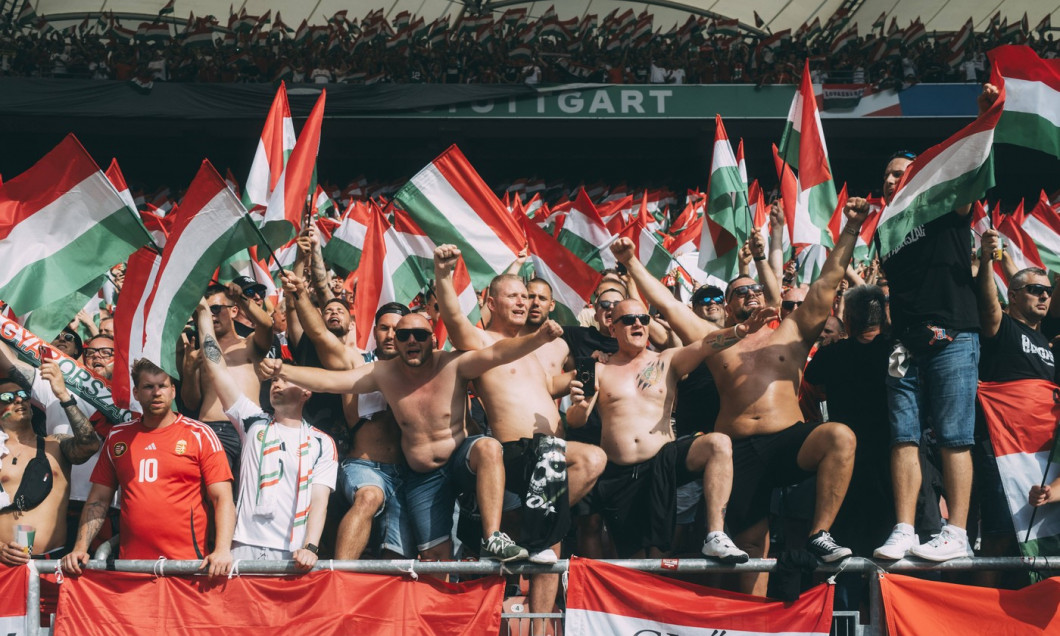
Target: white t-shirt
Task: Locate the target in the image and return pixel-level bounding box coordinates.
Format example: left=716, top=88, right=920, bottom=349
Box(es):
left=226, top=397, right=337, bottom=551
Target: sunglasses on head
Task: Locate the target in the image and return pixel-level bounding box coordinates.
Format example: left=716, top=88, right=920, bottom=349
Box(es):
left=209, top=304, right=235, bottom=315
left=395, top=328, right=432, bottom=343
left=596, top=299, right=618, bottom=310
left=0, top=390, right=29, bottom=404
left=781, top=300, right=804, bottom=310
left=1015, top=284, right=1052, bottom=297
left=617, top=314, right=651, bottom=326
left=696, top=295, right=724, bottom=306
left=83, top=347, right=115, bottom=359
left=730, top=284, right=764, bottom=298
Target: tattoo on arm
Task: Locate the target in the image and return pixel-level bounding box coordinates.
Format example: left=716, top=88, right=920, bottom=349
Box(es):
left=710, top=329, right=740, bottom=350
left=77, top=501, right=109, bottom=548
left=58, top=402, right=101, bottom=465
left=636, top=360, right=667, bottom=391
left=203, top=335, right=223, bottom=364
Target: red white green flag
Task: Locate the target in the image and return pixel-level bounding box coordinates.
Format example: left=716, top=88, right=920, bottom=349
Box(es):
left=556, top=187, right=615, bottom=271
left=997, top=200, right=1046, bottom=272
left=394, top=145, right=525, bottom=289
left=989, top=45, right=1060, bottom=159
left=1023, top=190, right=1060, bottom=273
left=520, top=213, right=601, bottom=325
left=112, top=246, right=163, bottom=410
left=243, top=82, right=295, bottom=212
left=613, top=213, right=674, bottom=280
left=566, top=558, right=833, bottom=635
left=322, top=199, right=373, bottom=272
left=140, top=161, right=259, bottom=378
left=260, top=89, right=325, bottom=248
left=0, top=134, right=151, bottom=315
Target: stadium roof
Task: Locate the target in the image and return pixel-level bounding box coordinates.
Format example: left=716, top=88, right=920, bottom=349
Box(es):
left=34, top=0, right=1055, bottom=35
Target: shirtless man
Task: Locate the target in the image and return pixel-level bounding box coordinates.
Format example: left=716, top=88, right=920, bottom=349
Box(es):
left=567, top=299, right=775, bottom=560
left=260, top=312, right=565, bottom=562
left=0, top=360, right=100, bottom=565
left=182, top=283, right=273, bottom=476
left=523, top=278, right=570, bottom=377
left=435, top=246, right=608, bottom=621
left=611, top=198, right=867, bottom=594
left=283, top=271, right=410, bottom=559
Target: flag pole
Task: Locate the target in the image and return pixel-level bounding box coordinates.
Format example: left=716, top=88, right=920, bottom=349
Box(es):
left=241, top=214, right=287, bottom=274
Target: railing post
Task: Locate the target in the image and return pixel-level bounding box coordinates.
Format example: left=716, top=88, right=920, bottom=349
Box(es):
left=866, top=571, right=884, bottom=636
left=26, top=561, right=40, bottom=636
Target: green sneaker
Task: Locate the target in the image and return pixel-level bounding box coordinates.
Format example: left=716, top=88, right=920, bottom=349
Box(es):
left=480, top=531, right=529, bottom=562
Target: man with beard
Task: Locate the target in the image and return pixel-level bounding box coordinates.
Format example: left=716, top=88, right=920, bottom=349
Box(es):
left=259, top=312, right=565, bottom=562
left=567, top=298, right=776, bottom=560
left=610, top=196, right=867, bottom=594
left=522, top=278, right=570, bottom=377
left=182, top=284, right=273, bottom=477
left=284, top=271, right=412, bottom=559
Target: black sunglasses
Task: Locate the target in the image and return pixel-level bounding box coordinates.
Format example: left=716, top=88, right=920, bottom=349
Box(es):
left=1015, top=284, right=1052, bottom=297
left=209, top=304, right=235, bottom=315
left=395, top=328, right=432, bottom=342
left=695, top=295, right=724, bottom=306
left=781, top=300, right=804, bottom=310
left=729, top=284, right=764, bottom=298
left=0, top=390, right=29, bottom=404
left=617, top=314, right=651, bottom=326
left=596, top=299, right=618, bottom=310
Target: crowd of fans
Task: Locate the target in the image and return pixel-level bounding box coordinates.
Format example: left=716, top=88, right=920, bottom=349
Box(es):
left=0, top=7, right=1056, bottom=88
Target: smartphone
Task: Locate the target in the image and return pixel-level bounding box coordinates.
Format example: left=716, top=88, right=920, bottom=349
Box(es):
left=575, top=356, right=596, bottom=398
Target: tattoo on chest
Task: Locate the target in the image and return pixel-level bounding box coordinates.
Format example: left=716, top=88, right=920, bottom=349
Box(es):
left=636, top=360, right=666, bottom=391
left=203, top=335, right=223, bottom=364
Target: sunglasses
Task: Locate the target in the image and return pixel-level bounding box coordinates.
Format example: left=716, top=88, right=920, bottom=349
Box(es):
left=54, top=332, right=77, bottom=343
left=0, top=390, right=29, bottom=404
left=696, top=295, right=724, bottom=306
left=730, top=284, right=764, bottom=298
left=209, top=304, right=235, bottom=315
left=617, top=314, right=651, bottom=326
left=395, top=328, right=432, bottom=343
left=84, top=347, right=115, bottom=359
left=781, top=300, right=804, bottom=311
left=1015, top=284, right=1052, bottom=297
left=596, top=299, right=618, bottom=310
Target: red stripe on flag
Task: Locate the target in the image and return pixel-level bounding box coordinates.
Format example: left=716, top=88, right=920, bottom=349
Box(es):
left=430, top=145, right=525, bottom=253
left=351, top=206, right=390, bottom=351
left=0, top=134, right=102, bottom=241
left=112, top=247, right=161, bottom=410
left=978, top=380, right=1060, bottom=456
left=989, top=44, right=1060, bottom=90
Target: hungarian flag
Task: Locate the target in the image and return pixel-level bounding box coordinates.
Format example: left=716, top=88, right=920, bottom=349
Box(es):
left=612, top=213, right=674, bottom=280
left=875, top=91, right=1001, bottom=260
left=394, top=145, right=525, bottom=289
left=260, top=89, right=325, bottom=248
left=699, top=213, right=740, bottom=282
left=105, top=158, right=138, bottom=217
left=989, top=45, right=1060, bottom=160
left=140, top=161, right=258, bottom=378
left=978, top=379, right=1060, bottom=558
left=323, top=199, right=373, bottom=272
left=1023, top=190, right=1060, bottom=273
left=556, top=187, right=615, bottom=271
left=0, top=134, right=150, bottom=315
left=56, top=569, right=503, bottom=636
left=0, top=565, right=27, bottom=635
left=997, top=201, right=1047, bottom=273
left=566, top=558, right=833, bottom=635
left=880, top=571, right=1060, bottom=635
left=777, top=60, right=837, bottom=248
left=112, top=247, right=162, bottom=410
left=707, top=115, right=750, bottom=243
left=520, top=213, right=601, bottom=325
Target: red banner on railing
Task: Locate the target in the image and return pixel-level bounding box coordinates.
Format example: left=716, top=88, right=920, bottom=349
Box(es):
left=880, top=572, right=1060, bottom=636
left=0, top=565, right=27, bottom=634
left=54, top=569, right=503, bottom=635
left=565, top=557, right=833, bottom=635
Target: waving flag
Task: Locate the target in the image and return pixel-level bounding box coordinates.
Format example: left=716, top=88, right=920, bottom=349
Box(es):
left=613, top=213, right=674, bottom=280
left=566, top=558, right=833, bottom=636
left=556, top=187, right=614, bottom=271
left=521, top=214, right=601, bottom=325
left=1024, top=190, right=1060, bottom=273
left=140, top=161, right=258, bottom=378
left=323, top=199, right=373, bottom=272
left=395, top=145, right=525, bottom=289
left=260, top=89, right=325, bottom=248
left=997, top=201, right=1046, bottom=272
left=0, top=135, right=151, bottom=315
left=112, top=247, right=162, bottom=410
left=707, top=115, right=750, bottom=242
left=989, top=45, right=1060, bottom=159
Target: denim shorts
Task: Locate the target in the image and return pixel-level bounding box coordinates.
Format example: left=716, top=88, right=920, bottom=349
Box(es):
left=404, top=435, right=484, bottom=552
left=339, top=459, right=414, bottom=557
left=886, top=331, right=979, bottom=447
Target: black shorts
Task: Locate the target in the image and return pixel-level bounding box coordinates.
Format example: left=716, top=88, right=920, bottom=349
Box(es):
left=727, top=421, right=820, bottom=536
left=595, top=436, right=699, bottom=557
left=203, top=420, right=242, bottom=485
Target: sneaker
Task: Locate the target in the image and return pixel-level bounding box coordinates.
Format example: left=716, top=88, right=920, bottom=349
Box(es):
left=701, top=531, right=749, bottom=563
left=480, top=531, right=529, bottom=562
left=874, top=525, right=919, bottom=560
left=806, top=530, right=852, bottom=563
left=909, top=526, right=973, bottom=562
left=528, top=548, right=558, bottom=564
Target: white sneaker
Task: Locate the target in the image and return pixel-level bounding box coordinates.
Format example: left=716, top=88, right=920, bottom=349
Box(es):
left=528, top=548, right=558, bottom=564
left=701, top=531, right=749, bottom=563
left=910, top=526, right=973, bottom=562
left=874, top=525, right=919, bottom=560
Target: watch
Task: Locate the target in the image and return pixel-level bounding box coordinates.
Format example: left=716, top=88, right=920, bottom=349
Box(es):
left=59, top=397, right=78, bottom=409
left=303, top=543, right=319, bottom=555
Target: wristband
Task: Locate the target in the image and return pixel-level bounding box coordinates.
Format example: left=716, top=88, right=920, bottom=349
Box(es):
left=753, top=255, right=767, bottom=261
left=304, top=543, right=319, bottom=555
left=734, top=324, right=747, bottom=340
left=59, top=398, right=78, bottom=409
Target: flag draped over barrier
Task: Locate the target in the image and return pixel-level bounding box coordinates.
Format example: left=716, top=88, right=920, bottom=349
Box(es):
left=565, top=558, right=834, bottom=635
left=54, top=570, right=504, bottom=636
left=0, top=565, right=27, bottom=635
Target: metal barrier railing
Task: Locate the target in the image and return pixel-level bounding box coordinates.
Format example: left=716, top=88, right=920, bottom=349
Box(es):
left=24, top=557, right=1060, bottom=636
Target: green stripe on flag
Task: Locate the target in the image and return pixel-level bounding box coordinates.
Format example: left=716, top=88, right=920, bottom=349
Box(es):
left=557, top=231, right=605, bottom=270
left=996, top=110, right=1060, bottom=159
left=322, top=237, right=363, bottom=272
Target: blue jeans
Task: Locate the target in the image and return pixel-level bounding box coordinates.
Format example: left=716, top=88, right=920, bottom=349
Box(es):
left=339, top=459, right=414, bottom=557
left=404, top=435, right=483, bottom=552
left=886, top=331, right=979, bottom=447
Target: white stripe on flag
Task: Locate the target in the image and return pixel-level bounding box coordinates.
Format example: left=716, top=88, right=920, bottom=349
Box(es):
left=1025, top=215, right=1060, bottom=258
left=1005, top=78, right=1060, bottom=128
left=566, top=609, right=828, bottom=636
left=997, top=451, right=1060, bottom=542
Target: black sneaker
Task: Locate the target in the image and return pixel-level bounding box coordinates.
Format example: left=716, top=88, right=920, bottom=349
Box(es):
left=806, top=530, right=852, bottom=563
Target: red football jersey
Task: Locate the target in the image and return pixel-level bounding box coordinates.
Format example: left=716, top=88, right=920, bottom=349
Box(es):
left=91, top=415, right=233, bottom=560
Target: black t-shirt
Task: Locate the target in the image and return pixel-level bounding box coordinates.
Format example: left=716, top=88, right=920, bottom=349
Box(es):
left=881, top=210, right=979, bottom=336
left=802, top=335, right=891, bottom=446
left=979, top=314, right=1056, bottom=383
left=562, top=326, right=618, bottom=446
left=674, top=363, right=720, bottom=438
